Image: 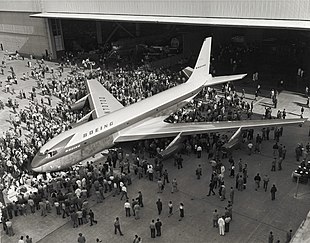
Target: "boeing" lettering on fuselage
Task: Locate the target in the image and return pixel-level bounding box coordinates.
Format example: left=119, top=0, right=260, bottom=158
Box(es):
left=82, top=121, right=114, bottom=138
left=30, top=37, right=304, bottom=173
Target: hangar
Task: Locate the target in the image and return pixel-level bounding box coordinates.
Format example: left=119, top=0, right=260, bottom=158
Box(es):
left=1, top=0, right=310, bottom=62
left=1, top=1, right=310, bottom=242
left=0, top=1, right=309, bottom=91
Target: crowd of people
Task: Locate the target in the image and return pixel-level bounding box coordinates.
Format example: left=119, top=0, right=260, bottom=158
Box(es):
left=165, top=82, right=257, bottom=124
left=0, top=44, right=270, bottom=192
left=0, top=41, right=307, bottom=243
left=0, top=50, right=206, bottom=242
left=0, top=52, right=187, bottom=181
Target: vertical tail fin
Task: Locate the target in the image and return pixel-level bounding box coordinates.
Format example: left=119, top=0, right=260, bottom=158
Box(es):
left=187, top=37, right=212, bottom=83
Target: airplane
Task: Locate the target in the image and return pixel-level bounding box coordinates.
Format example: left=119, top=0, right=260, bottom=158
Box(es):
left=31, top=37, right=306, bottom=173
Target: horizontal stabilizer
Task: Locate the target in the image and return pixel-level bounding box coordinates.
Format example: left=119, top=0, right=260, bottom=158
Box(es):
left=205, top=74, right=247, bottom=87
left=70, top=95, right=89, bottom=111
left=182, top=67, right=193, bottom=79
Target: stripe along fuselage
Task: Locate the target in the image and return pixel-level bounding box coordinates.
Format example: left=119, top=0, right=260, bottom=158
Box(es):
left=31, top=38, right=213, bottom=172
left=31, top=74, right=210, bottom=172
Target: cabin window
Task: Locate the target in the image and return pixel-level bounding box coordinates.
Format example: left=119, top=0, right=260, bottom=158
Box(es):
left=89, top=130, right=93, bottom=135
left=95, top=128, right=99, bottom=133
left=83, top=133, right=87, bottom=138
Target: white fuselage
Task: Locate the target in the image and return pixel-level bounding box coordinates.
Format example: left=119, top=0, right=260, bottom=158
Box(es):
left=31, top=74, right=209, bottom=172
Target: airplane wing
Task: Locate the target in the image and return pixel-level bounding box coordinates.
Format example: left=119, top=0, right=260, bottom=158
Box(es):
left=114, top=118, right=306, bottom=143
left=86, top=79, right=124, bottom=119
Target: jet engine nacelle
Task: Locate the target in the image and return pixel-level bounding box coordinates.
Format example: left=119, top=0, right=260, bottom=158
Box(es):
left=159, top=132, right=184, bottom=158
left=222, top=127, right=243, bottom=150
left=70, top=95, right=89, bottom=111
left=73, top=110, right=94, bottom=127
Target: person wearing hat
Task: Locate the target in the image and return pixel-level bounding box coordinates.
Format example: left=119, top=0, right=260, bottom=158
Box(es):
left=77, top=233, right=86, bottom=243
left=270, top=184, right=277, bottom=200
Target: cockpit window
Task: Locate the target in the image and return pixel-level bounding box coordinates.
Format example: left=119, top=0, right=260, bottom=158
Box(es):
left=38, top=151, right=46, bottom=156
left=40, top=134, right=75, bottom=159
left=47, top=150, right=58, bottom=158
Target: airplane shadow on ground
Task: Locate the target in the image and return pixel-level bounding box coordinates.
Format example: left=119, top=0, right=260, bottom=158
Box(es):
left=293, top=101, right=309, bottom=108
left=286, top=111, right=301, bottom=117
left=244, top=96, right=256, bottom=101
left=258, top=101, right=274, bottom=108
left=283, top=90, right=307, bottom=98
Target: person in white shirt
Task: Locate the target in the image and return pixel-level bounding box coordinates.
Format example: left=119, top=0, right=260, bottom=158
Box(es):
left=120, top=185, right=128, bottom=200
left=197, top=145, right=202, bottom=158
left=147, top=164, right=154, bottom=181
left=18, top=235, right=25, bottom=243
left=75, top=187, right=81, bottom=198
left=6, top=219, right=14, bottom=236
left=124, top=200, right=131, bottom=217
left=218, top=216, right=225, bottom=236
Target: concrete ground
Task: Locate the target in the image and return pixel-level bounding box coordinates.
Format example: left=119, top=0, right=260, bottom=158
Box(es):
left=0, top=53, right=62, bottom=138
left=1, top=53, right=310, bottom=243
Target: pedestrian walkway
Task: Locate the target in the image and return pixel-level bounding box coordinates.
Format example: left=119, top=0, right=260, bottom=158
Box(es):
left=0, top=51, right=62, bottom=136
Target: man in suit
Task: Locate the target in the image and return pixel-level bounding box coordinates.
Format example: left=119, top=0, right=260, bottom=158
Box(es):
left=270, top=185, right=277, bottom=200
left=156, top=198, right=163, bottom=215
left=155, top=218, right=162, bottom=236
left=89, top=209, right=98, bottom=226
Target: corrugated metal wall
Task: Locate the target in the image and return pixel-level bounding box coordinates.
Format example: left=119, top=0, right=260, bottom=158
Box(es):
left=1, top=0, right=310, bottom=56
left=1, top=0, right=310, bottom=21
left=40, top=0, right=310, bottom=20
left=0, top=0, right=42, bottom=12
left=0, top=12, right=49, bottom=56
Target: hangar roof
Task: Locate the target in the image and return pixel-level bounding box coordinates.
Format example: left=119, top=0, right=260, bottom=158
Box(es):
left=31, top=12, right=310, bottom=29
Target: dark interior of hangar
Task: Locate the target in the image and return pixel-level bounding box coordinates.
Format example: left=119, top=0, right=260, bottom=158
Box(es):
left=57, top=19, right=310, bottom=90
left=60, top=20, right=184, bottom=66
left=61, top=20, right=180, bottom=51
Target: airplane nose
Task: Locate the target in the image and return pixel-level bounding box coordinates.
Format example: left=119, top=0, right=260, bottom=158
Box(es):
left=31, top=154, right=44, bottom=172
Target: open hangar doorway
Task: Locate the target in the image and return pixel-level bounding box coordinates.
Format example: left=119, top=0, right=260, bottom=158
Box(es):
left=52, top=18, right=310, bottom=90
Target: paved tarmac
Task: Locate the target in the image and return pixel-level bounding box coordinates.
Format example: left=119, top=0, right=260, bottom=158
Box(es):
left=0, top=53, right=310, bottom=243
